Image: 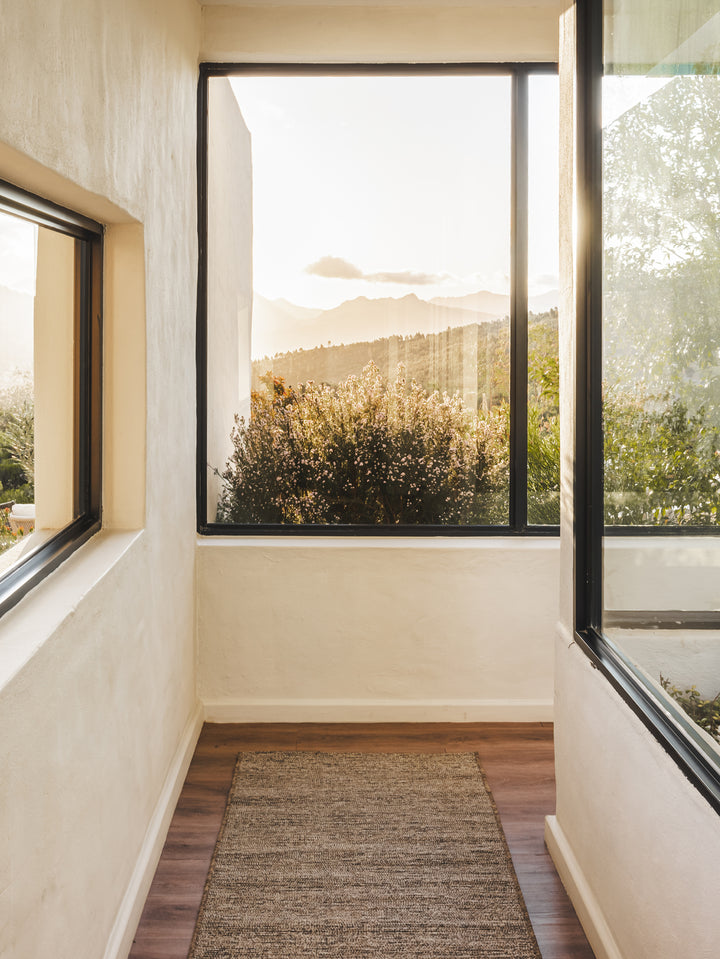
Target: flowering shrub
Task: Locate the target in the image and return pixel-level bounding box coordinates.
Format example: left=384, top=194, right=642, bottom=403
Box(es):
left=218, top=363, right=508, bottom=525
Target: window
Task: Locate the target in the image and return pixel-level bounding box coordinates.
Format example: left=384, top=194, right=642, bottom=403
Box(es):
left=575, top=0, right=720, bottom=811
left=0, top=179, right=102, bottom=615
left=197, top=64, right=558, bottom=533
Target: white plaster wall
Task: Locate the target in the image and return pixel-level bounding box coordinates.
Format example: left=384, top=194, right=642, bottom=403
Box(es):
left=549, top=8, right=720, bottom=958
left=201, top=1, right=567, bottom=62
left=195, top=0, right=565, bottom=727
left=197, top=537, right=558, bottom=721
left=0, top=2, right=202, bottom=958
left=34, top=227, right=75, bottom=530
left=206, top=77, right=253, bottom=519
left=550, top=636, right=720, bottom=959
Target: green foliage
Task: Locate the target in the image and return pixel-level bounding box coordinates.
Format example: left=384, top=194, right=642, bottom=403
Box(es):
left=246, top=310, right=563, bottom=527
left=661, top=675, right=720, bottom=743
left=224, top=288, right=719, bottom=529
left=604, top=387, right=720, bottom=525
left=252, top=314, right=563, bottom=413
left=600, top=76, right=720, bottom=526
left=527, top=345, right=560, bottom=525
left=1, top=404, right=34, bottom=481
left=5, top=483, right=34, bottom=505
left=219, top=364, right=509, bottom=525
left=527, top=405, right=560, bottom=525
left=528, top=312, right=559, bottom=411
left=0, top=375, right=34, bottom=501
left=0, top=458, right=27, bottom=494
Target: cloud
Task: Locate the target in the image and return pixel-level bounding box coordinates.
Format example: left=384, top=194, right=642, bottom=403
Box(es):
left=305, top=256, right=364, bottom=280
left=305, top=255, right=448, bottom=286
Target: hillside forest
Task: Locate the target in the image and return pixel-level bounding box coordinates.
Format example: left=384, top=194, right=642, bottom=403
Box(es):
left=217, top=304, right=719, bottom=527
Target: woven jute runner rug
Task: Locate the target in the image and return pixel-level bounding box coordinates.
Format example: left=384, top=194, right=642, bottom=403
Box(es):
left=188, top=751, right=541, bottom=959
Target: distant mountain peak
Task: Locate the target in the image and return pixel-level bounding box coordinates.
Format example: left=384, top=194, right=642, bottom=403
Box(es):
left=251, top=289, right=505, bottom=359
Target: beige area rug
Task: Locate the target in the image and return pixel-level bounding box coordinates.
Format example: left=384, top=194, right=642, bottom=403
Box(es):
left=189, top=752, right=542, bottom=959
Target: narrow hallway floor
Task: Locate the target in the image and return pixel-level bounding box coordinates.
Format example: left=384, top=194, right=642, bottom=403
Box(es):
left=129, top=723, right=595, bottom=959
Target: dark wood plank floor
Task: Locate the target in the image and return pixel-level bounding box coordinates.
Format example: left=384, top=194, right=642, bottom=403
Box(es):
left=129, top=723, right=595, bottom=959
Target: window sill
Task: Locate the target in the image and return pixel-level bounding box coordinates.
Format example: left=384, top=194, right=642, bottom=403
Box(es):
left=196, top=533, right=560, bottom=550
left=0, top=529, right=144, bottom=693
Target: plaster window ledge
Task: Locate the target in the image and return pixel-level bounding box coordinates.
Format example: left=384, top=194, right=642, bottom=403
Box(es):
left=196, top=534, right=561, bottom=551
left=0, top=528, right=144, bottom=693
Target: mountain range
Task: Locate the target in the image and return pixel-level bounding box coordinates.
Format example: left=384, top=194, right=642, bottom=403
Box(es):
left=252, top=289, right=559, bottom=359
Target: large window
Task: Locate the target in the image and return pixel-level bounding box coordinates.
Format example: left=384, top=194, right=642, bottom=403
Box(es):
left=0, top=180, right=102, bottom=615
left=197, top=65, right=558, bottom=533
left=576, top=0, right=720, bottom=811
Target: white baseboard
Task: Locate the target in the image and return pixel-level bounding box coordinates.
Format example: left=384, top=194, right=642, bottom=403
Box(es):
left=203, top=699, right=554, bottom=723
left=103, top=701, right=204, bottom=959
left=544, top=815, right=624, bottom=959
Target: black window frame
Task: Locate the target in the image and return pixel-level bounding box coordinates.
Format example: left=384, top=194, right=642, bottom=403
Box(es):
left=573, top=0, right=720, bottom=813
left=0, top=178, right=103, bottom=618
left=196, top=61, right=559, bottom=537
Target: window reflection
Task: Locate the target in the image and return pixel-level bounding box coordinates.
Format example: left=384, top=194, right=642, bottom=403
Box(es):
left=601, top=1, right=720, bottom=753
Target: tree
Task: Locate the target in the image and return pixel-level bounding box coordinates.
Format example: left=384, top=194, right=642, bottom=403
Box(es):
left=603, top=74, right=720, bottom=428
left=600, top=74, right=720, bottom=525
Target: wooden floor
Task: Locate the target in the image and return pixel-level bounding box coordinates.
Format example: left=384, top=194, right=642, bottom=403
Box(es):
left=129, top=723, right=595, bottom=959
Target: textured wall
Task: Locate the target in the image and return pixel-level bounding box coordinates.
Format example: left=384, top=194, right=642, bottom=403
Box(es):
left=0, top=2, right=201, bottom=958
left=551, top=635, right=720, bottom=959
left=197, top=538, right=558, bottom=721
left=33, top=228, right=75, bottom=529
left=206, top=77, right=253, bottom=519
left=201, top=1, right=566, bottom=62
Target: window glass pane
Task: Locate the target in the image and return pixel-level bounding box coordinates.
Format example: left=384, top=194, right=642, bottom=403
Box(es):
left=0, top=210, right=78, bottom=577
left=601, top=1, right=720, bottom=749
left=527, top=74, right=560, bottom=526
left=206, top=75, right=513, bottom=526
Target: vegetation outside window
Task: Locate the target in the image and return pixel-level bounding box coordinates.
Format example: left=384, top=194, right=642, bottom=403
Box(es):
left=197, top=65, right=559, bottom=533
left=0, top=180, right=102, bottom=616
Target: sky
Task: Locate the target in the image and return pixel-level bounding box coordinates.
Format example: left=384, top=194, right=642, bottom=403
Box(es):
left=228, top=74, right=559, bottom=311
left=0, top=211, right=36, bottom=383
left=0, top=210, right=37, bottom=296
